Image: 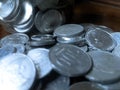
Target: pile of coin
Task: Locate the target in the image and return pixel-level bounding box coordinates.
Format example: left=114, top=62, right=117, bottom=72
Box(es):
left=1, top=0, right=120, bottom=90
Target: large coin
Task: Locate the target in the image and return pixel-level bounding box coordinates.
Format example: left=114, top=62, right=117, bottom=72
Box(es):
left=27, top=48, right=53, bottom=78
left=69, top=81, right=104, bottom=90
left=86, top=50, right=120, bottom=84
left=49, top=43, right=92, bottom=77
left=54, top=24, right=84, bottom=37
left=0, top=53, right=36, bottom=90
left=85, top=29, right=116, bottom=51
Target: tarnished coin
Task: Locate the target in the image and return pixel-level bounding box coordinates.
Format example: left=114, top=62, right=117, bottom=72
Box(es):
left=85, top=29, right=116, bottom=51
left=54, top=24, right=84, bottom=37
left=0, top=53, right=36, bottom=90
left=35, top=9, right=63, bottom=34
left=69, top=82, right=104, bottom=90
left=0, top=33, right=29, bottom=46
left=111, top=32, right=120, bottom=46
left=86, top=50, right=120, bottom=84
left=43, top=76, right=70, bottom=90
left=49, top=43, right=92, bottom=77
left=27, top=48, right=53, bottom=78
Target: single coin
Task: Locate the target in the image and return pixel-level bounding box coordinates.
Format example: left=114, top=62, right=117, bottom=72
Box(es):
left=0, top=33, right=29, bottom=46
left=0, top=53, right=36, bottom=90
left=49, top=43, right=92, bottom=77
left=27, top=48, right=53, bottom=78
left=43, top=76, right=70, bottom=90
left=54, top=24, right=84, bottom=37
left=69, top=81, right=104, bottom=90
left=85, top=29, right=116, bottom=51
left=86, top=50, right=120, bottom=84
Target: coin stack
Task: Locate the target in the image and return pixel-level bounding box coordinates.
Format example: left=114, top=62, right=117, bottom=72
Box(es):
left=1, top=0, right=120, bottom=90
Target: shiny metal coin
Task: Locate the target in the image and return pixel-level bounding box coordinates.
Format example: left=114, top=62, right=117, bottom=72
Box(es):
left=85, top=29, right=116, bottom=51
left=54, top=24, right=84, bottom=37
left=111, top=32, right=120, bottom=46
left=86, top=50, right=120, bottom=84
left=49, top=43, right=92, bottom=77
left=37, top=0, right=59, bottom=11
left=27, top=48, right=53, bottom=78
left=35, top=9, right=63, bottom=34
left=0, top=53, right=36, bottom=90
left=43, top=76, right=70, bottom=90
left=0, top=33, right=29, bottom=46
left=69, top=82, right=104, bottom=90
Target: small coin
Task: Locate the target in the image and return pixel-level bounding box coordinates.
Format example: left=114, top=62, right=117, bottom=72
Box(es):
left=49, top=43, right=92, bottom=77
left=0, top=33, right=29, bottom=46
left=86, top=50, right=120, bottom=84
left=69, top=82, right=104, bottom=90
left=0, top=53, right=36, bottom=90
left=27, top=48, right=53, bottom=78
left=85, top=29, right=116, bottom=51
left=43, top=76, right=70, bottom=90
left=54, top=24, right=84, bottom=37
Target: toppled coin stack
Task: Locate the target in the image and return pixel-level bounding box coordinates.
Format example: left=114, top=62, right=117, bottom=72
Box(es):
left=1, top=0, right=120, bottom=90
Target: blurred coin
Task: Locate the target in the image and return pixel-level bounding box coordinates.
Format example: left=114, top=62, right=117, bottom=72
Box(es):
left=85, top=29, right=116, bottom=51
left=54, top=24, right=84, bottom=37
left=35, top=9, right=63, bottom=34
left=69, top=81, right=104, bottom=90
left=37, top=0, right=59, bottom=11
left=111, top=32, right=120, bottom=46
left=27, top=48, right=52, bottom=78
left=49, top=43, right=92, bottom=77
left=0, top=53, right=36, bottom=90
left=0, top=33, right=29, bottom=46
left=86, top=50, right=120, bottom=84
left=43, top=76, right=70, bottom=90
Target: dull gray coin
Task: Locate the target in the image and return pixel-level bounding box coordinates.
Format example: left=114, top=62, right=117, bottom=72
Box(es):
left=27, top=48, right=53, bottom=78
left=54, top=24, right=84, bottom=37
left=85, top=29, right=116, bottom=51
left=0, top=53, right=36, bottom=90
left=86, top=50, right=120, bottom=84
left=69, top=82, right=104, bottom=90
left=49, top=43, right=92, bottom=77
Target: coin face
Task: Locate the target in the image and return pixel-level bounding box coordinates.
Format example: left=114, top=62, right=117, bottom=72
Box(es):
left=85, top=29, right=116, bottom=51
left=27, top=48, right=53, bottom=78
left=54, top=24, right=84, bottom=37
left=0, top=53, right=36, bottom=90
left=69, top=82, right=104, bottom=90
left=86, top=50, right=120, bottom=84
left=49, top=43, right=92, bottom=77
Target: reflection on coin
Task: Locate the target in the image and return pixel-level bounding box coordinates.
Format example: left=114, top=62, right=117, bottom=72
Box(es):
left=43, top=76, right=70, bottom=90
left=86, top=50, right=120, bottom=84
left=0, top=33, right=29, bottom=46
left=85, top=29, right=116, bottom=51
left=49, top=43, right=92, bottom=77
left=27, top=48, right=52, bottom=78
left=54, top=24, right=84, bottom=37
left=0, top=53, right=36, bottom=90
left=69, top=82, right=104, bottom=90
left=111, top=32, right=120, bottom=46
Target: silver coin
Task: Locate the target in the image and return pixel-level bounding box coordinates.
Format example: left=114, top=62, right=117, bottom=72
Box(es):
left=111, top=32, right=120, bottom=46
left=0, top=33, right=29, bottom=46
left=27, top=48, right=53, bottom=78
left=0, top=53, right=36, bottom=90
left=35, top=9, right=63, bottom=34
left=54, top=24, right=84, bottom=37
left=37, top=0, right=59, bottom=11
left=85, top=29, right=116, bottom=51
left=69, top=82, right=104, bottom=90
left=86, top=50, right=120, bottom=84
left=44, top=76, right=70, bottom=90
left=49, top=43, right=92, bottom=77
left=0, top=0, right=16, bottom=19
